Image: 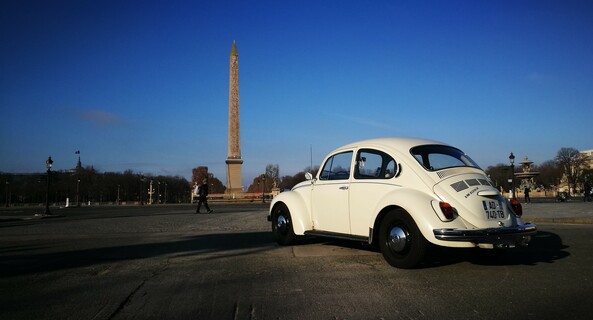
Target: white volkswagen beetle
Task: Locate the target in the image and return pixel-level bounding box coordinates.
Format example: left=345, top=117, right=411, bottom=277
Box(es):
left=268, top=137, right=536, bottom=268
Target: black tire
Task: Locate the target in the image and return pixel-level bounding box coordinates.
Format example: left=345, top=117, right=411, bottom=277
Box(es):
left=272, top=203, right=296, bottom=245
left=379, top=209, right=428, bottom=269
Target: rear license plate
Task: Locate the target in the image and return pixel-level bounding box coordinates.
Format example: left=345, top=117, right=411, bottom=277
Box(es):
left=482, top=200, right=505, bottom=220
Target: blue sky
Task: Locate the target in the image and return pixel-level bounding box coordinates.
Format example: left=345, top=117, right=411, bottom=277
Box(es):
left=1, top=0, right=592, bottom=187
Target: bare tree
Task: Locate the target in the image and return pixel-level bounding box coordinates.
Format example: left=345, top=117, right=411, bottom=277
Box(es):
left=191, top=166, right=209, bottom=187
left=555, top=147, right=587, bottom=195
left=485, top=163, right=513, bottom=191
left=537, top=160, right=563, bottom=189
left=1, top=169, right=191, bottom=205
left=278, top=166, right=320, bottom=191
left=244, top=165, right=278, bottom=193
left=191, top=166, right=225, bottom=194
left=265, top=164, right=280, bottom=187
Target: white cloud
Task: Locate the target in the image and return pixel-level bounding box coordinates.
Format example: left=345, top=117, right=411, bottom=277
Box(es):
left=76, top=109, right=122, bottom=125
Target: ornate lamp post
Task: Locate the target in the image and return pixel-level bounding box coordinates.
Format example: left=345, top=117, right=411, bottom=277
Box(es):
left=76, top=178, right=81, bottom=207
left=164, top=182, right=168, bottom=204
left=260, top=174, right=266, bottom=203
left=140, top=175, right=145, bottom=205
left=45, top=156, right=53, bottom=215
left=509, top=152, right=516, bottom=199
left=5, top=181, right=9, bottom=208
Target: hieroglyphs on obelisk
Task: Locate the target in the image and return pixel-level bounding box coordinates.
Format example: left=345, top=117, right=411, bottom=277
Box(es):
left=225, top=40, right=244, bottom=195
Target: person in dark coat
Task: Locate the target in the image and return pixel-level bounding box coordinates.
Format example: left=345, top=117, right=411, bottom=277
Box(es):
left=524, top=186, right=531, bottom=203
left=196, top=179, right=213, bottom=214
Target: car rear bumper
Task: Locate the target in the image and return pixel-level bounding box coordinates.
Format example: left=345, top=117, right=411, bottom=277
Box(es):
left=433, top=223, right=537, bottom=248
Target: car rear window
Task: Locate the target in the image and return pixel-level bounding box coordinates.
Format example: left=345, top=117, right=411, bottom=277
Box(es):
left=410, top=145, right=480, bottom=171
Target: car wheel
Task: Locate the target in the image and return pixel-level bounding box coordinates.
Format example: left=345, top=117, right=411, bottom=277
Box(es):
left=379, top=209, right=428, bottom=269
left=272, top=203, right=296, bottom=245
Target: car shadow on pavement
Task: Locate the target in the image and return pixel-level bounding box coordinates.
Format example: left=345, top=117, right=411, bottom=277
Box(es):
left=421, top=230, right=569, bottom=268
left=0, top=231, right=276, bottom=277
left=0, top=230, right=570, bottom=275
left=289, top=231, right=569, bottom=269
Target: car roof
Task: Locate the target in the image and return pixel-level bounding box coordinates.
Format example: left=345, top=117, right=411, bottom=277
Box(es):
left=330, top=137, right=451, bottom=154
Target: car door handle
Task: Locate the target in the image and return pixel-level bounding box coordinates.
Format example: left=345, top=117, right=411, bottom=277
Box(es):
left=339, top=186, right=349, bottom=190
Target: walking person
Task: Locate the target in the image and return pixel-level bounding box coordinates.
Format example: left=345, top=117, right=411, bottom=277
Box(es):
left=524, top=186, right=531, bottom=203
left=196, top=178, right=213, bottom=214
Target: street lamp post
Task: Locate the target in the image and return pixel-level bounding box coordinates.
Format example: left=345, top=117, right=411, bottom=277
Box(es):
left=260, top=174, right=266, bottom=203
left=164, top=183, right=167, bottom=204
left=5, top=181, right=9, bottom=208
left=509, top=152, right=516, bottom=199
left=45, top=156, right=53, bottom=215
left=76, top=178, right=80, bottom=207
left=140, top=175, right=145, bottom=205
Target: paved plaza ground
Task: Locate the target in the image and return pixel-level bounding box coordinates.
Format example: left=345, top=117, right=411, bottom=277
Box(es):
left=520, top=198, right=593, bottom=224
left=1, top=201, right=593, bottom=319
left=2, top=197, right=593, bottom=224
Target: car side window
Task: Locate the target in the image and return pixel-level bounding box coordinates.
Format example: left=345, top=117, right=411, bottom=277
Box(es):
left=319, top=151, right=353, bottom=180
left=355, top=149, right=398, bottom=179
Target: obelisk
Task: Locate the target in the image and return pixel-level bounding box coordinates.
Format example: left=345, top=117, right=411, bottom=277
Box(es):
left=225, top=40, right=244, bottom=195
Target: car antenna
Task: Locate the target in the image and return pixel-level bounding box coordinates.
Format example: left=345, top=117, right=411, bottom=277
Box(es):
left=310, top=144, right=313, bottom=171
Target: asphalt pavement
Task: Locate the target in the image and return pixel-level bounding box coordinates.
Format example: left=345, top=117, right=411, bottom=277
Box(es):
left=1, top=201, right=592, bottom=319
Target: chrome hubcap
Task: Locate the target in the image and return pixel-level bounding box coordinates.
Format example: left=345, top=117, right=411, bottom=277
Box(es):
left=276, top=214, right=287, bottom=234
left=387, top=226, right=408, bottom=252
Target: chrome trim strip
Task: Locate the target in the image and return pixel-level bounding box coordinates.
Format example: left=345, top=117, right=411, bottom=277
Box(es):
left=433, top=223, right=537, bottom=243
left=304, top=230, right=369, bottom=243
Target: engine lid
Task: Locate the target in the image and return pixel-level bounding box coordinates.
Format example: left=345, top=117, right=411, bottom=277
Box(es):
left=433, top=172, right=516, bottom=228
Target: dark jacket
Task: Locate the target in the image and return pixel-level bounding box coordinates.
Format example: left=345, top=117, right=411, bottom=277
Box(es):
left=199, top=183, right=209, bottom=198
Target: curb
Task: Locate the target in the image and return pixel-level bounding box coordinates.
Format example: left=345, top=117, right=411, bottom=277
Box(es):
left=0, top=214, right=65, bottom=222
left=529, top=217, right=593, bottom=225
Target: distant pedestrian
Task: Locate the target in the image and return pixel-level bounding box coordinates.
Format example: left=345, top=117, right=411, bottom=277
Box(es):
left=195, top=179, right=213, bottom=214
left=524, top=187, right=531, bottom=203
left=584, top=182, right=592, bottom=202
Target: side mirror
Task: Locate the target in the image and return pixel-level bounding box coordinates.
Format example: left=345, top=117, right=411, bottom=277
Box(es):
left=305, top=172, right=313, bottom=180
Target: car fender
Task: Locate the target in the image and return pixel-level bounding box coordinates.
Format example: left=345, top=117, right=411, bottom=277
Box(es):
left=269, top=191, right=311, bottom=235
left=371, top=188, right=471, bottom=247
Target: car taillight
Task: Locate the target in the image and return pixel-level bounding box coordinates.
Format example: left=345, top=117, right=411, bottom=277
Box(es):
left=439, top=202, right=457, bottom=220
left=510, top=199, right=523, bottom=217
